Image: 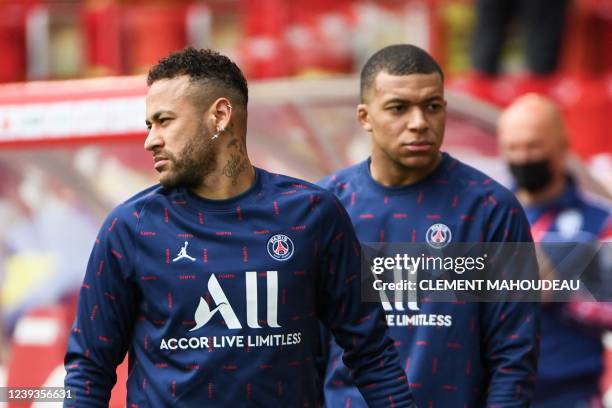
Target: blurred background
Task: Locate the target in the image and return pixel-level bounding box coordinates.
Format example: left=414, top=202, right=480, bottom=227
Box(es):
left=0, top=0, right=610, bottom=406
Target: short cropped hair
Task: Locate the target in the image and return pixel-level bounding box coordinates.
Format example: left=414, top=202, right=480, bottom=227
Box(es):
left=360, top=44, right=444, bottom=102
left=147, top=47, right=248, bottom=109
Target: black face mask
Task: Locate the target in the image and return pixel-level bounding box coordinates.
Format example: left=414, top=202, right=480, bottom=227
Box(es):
left=508, top=159, right=553, bottom=193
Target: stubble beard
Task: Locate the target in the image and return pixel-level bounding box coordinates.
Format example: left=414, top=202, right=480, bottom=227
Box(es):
left=159, top=121, right=218, bottom=190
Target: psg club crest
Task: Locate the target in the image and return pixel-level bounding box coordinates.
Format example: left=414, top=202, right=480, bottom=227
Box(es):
left=267, top=234, right=294, bottom=261
left=426, top=223, right=452, bottom=249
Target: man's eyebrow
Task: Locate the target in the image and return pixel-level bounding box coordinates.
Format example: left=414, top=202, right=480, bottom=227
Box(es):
left=146, top=110, right=173, bottom=123
left=423, top=96, right=444, bottom=102
left=383, top=97, right=409, bottom=105
left=383, top=95, right=444, bottom=105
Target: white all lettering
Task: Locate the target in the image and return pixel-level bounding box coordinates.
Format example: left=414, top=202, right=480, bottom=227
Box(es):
left=266, top=271, right=280, bottom=327
left=379, top=266, right=420, bottom=312
left=190, top=271, right=281, bottom=331
left=190, top=275, right=242, bottom=331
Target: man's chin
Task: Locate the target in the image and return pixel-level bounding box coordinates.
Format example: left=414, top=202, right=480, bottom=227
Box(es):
left=398, top=153, right=439, bottom=170
left=158, top=173, right=180, bottom=189
left=159, top=172, right=201, bottom=190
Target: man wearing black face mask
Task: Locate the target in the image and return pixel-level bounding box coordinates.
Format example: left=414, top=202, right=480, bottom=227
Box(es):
left=498, top=93, right=612, bottom=408
left=507, top=159, right=554, bottom=194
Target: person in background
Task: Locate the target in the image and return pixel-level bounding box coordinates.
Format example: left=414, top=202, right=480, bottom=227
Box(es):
left=318, top=43, right=540, bottom=407
left=471, top=0, right=569, bottom=76
left=498, top=93, right=612, bottom=408
left=63, top=47, right=414, bottom=407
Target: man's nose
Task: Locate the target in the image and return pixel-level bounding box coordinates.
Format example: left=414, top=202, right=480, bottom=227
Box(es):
left=407, top=107, right=428, bottom=133
left=144, top=127, right=163, bottom=151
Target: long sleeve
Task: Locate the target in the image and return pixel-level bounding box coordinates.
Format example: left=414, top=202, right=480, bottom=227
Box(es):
left=483, top=194, right=540, bottom=407
left=316, top=194, right=415, bottom=408
left=64, top=208, right=140, bottom=407
left=480, top=300, right=538, bottom=406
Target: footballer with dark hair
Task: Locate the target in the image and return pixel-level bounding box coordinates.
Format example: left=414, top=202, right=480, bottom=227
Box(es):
left=63, top=47, right=415, bottom=407
left=318, top=44, right=540, bottom=407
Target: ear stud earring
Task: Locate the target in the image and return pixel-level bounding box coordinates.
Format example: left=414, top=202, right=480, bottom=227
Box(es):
left=211, top=125, right=225, bottom=140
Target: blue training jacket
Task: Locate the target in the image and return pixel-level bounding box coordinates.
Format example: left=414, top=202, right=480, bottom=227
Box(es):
left=317, top=153, right=540, bottom=408
left=64, top=167, right=414, bottom=407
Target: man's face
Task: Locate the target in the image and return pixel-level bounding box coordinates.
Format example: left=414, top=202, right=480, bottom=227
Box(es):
left=359, top=71, right=447, bottom=171
left=497, top=108, right=565, bottom=176
left=498, top=115, right=555, bottom=164
left=145, top=76, right=217, bottom=189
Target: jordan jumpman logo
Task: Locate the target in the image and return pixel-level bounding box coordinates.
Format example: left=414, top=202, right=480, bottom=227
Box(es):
left=173, top=241, right=196, bottom=262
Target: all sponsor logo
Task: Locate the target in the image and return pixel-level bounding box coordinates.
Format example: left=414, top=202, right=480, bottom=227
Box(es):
left=159, top=271, right=306, bottom=351
left=378, top=264, right=452, bottom=327
left=190, top=272, right=280, bottom=331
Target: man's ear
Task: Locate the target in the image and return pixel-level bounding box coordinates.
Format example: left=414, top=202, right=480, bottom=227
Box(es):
left=209, top=97, right=233, bottom=131
left=357, top=103, right=372, bottom=132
